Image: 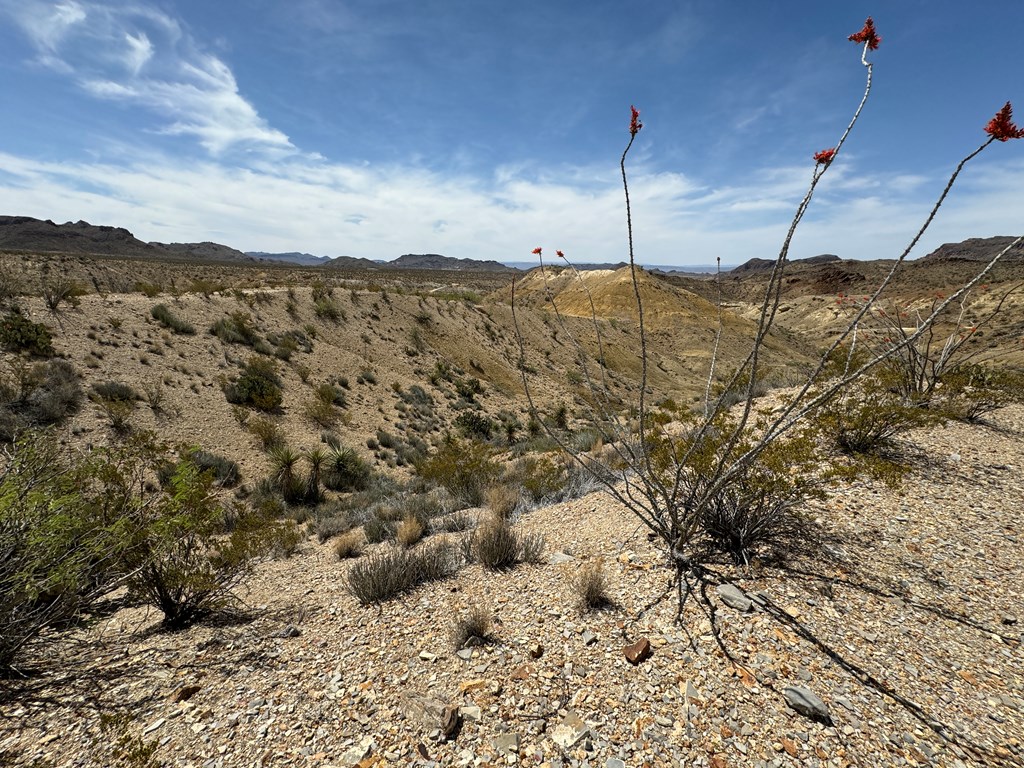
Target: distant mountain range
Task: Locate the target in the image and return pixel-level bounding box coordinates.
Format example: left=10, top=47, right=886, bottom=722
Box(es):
left=246, top=251, right=334, bottom=267
left=1, top=214, right=1018, bottom=273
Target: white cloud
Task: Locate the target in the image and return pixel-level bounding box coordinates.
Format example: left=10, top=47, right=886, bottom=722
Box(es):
left=0, top=0, right=292, bottom=155
left=123, top=31, right=153, bottom=75
left=0, top=148, right=1019, bottom=266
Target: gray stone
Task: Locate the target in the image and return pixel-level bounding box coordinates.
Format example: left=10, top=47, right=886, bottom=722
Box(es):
left=492, top=733, right=520, bottom=755
left=339, top=736, right=375, bottom=767
left=456, top=649, right=474, bottom=661
left=606, top=760, right=626, bottom=768
left=548, top=551, right=575, bottom=565
left=460, top=705, right=482, bottom=721
left=551, top=710, right=590, bottom=748
left=717, top=584, right=753, bottom=612
left=274, top=625, right=302, bottom=638
left=582, top=630, right=598, bottom=646
left=835, top=696, right=856, bottom=712
left=783, top=686, right=833, bottom=724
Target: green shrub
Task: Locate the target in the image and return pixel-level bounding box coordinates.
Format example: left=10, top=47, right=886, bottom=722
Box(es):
left=92, top=380, right=139, bottom=402
left=417, top=437, right=501, bottom=507
left=346, top=540, right=460, bottom=604
left=938, top=363, right=1024, bottom=422
left=246, top=415, right=286, bottom=450
left=126, top=461, right=284, bottom=628
left=225, top=357, right=283, bottom=411
left=0, top=358, right=82, bottom=442
left=455, top=411, right=495, bottom=440
left=513, top=455, right=569, bottom=502
left=817, top=378, right=941, bottom=455
left=187, top=449, right=241, bottom=488
left=303, top=396, right=339, bottom=429
left=0, top=433, right=281, bottom=665
left=210, top=311, right=260, bottom=346
left=151, top=303, right=195, bottom=334
left=0, top=309, right=54, bottom=357
left=136, top=281, right=162, bottom=298
left=324, top=447, right=372, bottom=492
left=0, top=433, right=115, bottom=668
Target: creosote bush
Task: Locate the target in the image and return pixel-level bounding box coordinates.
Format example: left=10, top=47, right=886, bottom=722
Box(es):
left=224, top=356, right=283, bottom=412
left=417, top=437, right=501, bottom=507
left=0, top=432, right=286, bottom=668
left=0, top=308, right=54, bottom=357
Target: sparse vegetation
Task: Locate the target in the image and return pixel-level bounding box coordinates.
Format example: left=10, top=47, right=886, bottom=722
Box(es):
left=0, top=308, right=54, bottom=357
left=470, top=515, right=545, bottom=569
left=570, top=558, right=612, bottom=612
left=346, top=539, right=461, bottom=604
left=224, top=356, right=283, bottom=411
left=417, top=437, right=501, bottom=507
left=151, top=303, right=195, bottom=334
left=451, top=605, right=493, bottom=649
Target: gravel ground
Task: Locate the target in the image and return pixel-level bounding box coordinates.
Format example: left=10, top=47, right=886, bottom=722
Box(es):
left=2, top=408, right=1023, bottom=768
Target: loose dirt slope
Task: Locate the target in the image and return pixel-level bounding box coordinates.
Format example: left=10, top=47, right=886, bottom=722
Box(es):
left=2, top=407, right=1022, bottom=767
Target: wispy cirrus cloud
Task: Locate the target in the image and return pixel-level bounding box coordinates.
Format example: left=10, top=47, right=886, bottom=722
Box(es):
left=0, top=0, right=292, bottom=155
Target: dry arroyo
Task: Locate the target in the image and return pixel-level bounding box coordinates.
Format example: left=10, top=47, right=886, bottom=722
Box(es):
left=3, top=408, right=1023, bottom=768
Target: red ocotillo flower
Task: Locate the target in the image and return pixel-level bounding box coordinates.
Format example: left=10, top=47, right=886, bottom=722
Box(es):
left=629, top=105, right=642, bottom=136
left=848, top=17, right=881, bottom=50
left=556, top=250, right=565, bottom=258
left=532, top=247, right=542, bottom=256
left=984, top=102, right=1024, bottom=141
left=814, top=148, right=836, bottom=166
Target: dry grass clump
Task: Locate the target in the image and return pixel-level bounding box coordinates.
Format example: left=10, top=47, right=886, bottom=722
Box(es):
left=346, top=540, right=460, bottom=604
left=333, top=529, right=365, bottom=559
left=396, top=515, right=426, bottom=547
left=450, top=605, right=493, bottom=649
left=471, top=515, right=545, bottom=570
left=570, top=558, right=612, bottom=612
left=484, top=483, right=522, bottom=520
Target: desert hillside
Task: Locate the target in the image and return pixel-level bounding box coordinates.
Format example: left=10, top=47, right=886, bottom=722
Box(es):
left=1, top=246, right=1023, bottom=768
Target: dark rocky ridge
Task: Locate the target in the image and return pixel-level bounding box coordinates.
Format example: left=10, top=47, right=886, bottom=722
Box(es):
left=390, top=254, right=515, bottom=272
left=732, top=254, right=841, bottom=273
left=919, top=236, right=1024, bottom=263
left=247, top=251, right=334, bottom=267
left=0, top=216, right=163, bottom=257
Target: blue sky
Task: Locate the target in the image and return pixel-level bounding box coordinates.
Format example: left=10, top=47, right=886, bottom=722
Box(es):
left=0, top=1, right=1021, bottom=266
